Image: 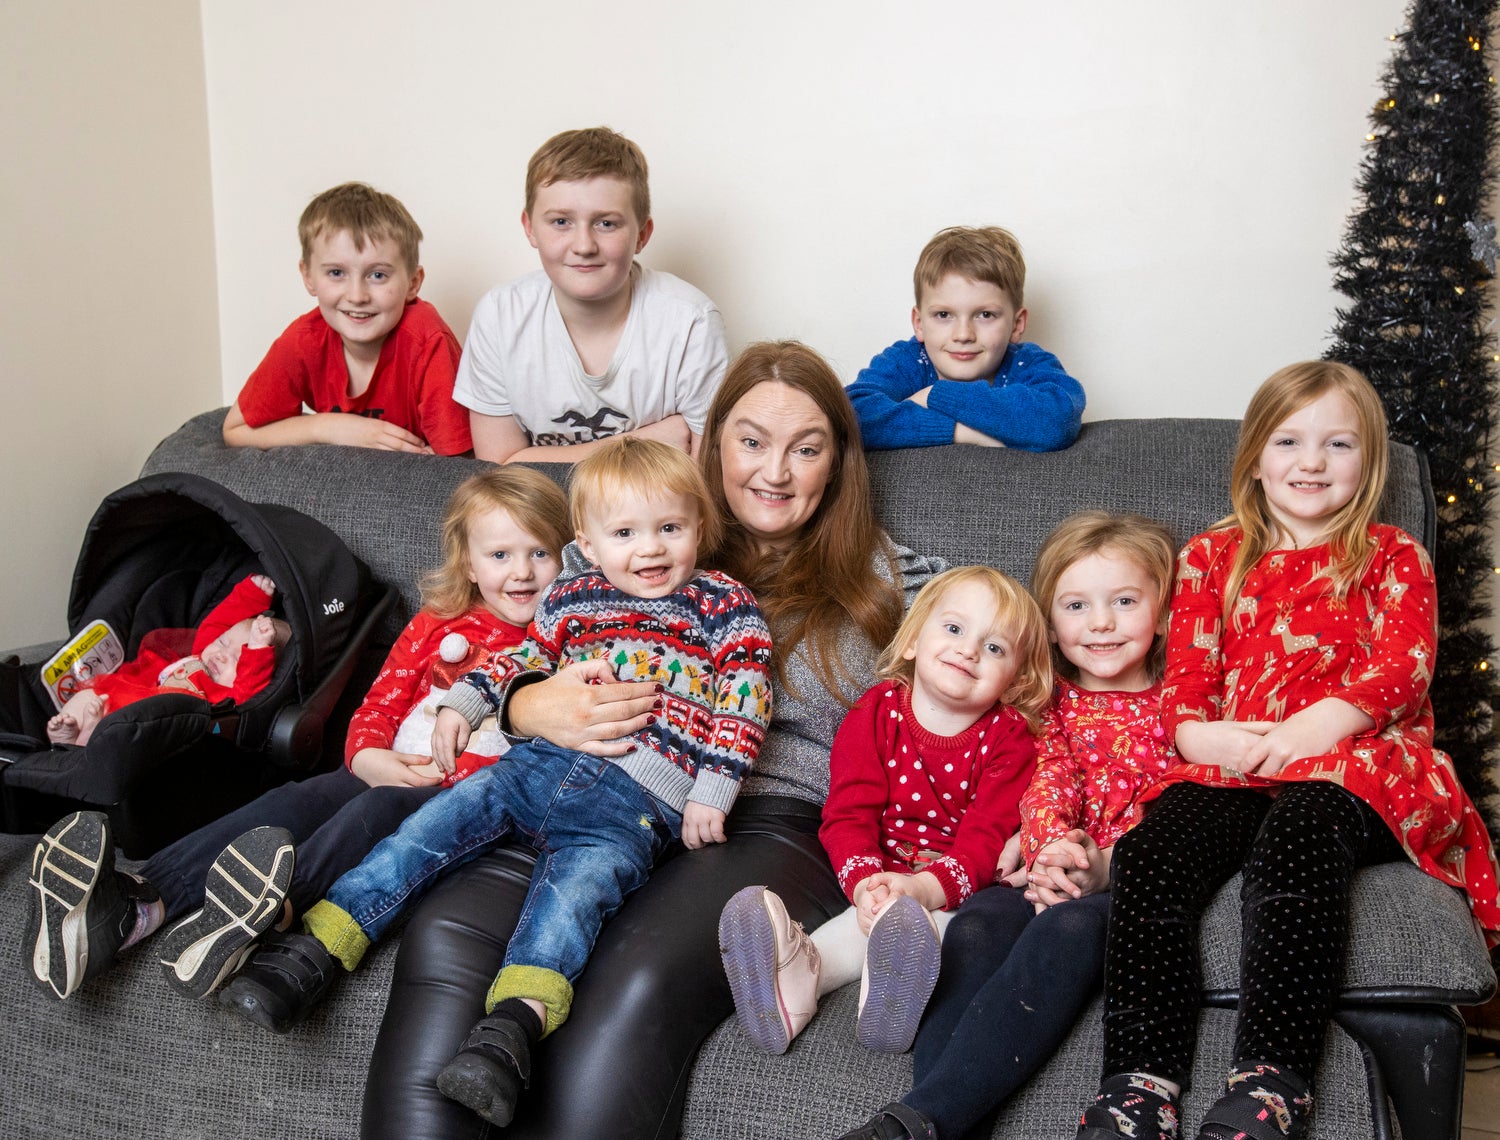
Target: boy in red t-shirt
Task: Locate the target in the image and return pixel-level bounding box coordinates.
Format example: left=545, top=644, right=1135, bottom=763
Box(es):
left=222, top=182, right=471, bottom=455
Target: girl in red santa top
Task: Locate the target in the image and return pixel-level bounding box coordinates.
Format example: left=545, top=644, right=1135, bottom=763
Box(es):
left=27, top=466, right=569, bottom=1003
left=719, top=565, right=1050, bottom=1060
left=1076, top=362, right=1500, bottom=1140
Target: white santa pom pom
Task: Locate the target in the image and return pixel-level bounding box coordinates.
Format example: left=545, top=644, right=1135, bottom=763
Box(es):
left=439, top=633, right=470, bottom=663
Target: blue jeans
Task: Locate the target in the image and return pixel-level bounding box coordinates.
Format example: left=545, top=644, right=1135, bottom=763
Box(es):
left=325, top=740, right=681, bottom=982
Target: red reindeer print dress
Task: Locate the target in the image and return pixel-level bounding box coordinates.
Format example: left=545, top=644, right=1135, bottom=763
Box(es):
left=1154, top=523, right=1500, bottom=934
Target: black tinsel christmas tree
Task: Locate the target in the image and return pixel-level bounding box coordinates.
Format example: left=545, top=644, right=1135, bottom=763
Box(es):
left=1326, top=0, right=1500, bottom=826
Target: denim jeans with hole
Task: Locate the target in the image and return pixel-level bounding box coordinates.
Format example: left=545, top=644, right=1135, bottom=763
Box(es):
left=325, top=739, right=681, bottom=981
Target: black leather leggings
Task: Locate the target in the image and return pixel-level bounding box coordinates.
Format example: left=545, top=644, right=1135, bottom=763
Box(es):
left=359, top=795, right=846, bottom=1140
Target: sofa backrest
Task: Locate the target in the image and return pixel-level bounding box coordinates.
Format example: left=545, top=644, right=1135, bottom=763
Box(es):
left=143, top=411, right=1434, bottom=632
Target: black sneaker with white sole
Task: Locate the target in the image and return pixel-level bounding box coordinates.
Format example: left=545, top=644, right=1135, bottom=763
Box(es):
left=156, top=826, right=295, bottom=999
left=27, top=810, right=155, bottom=999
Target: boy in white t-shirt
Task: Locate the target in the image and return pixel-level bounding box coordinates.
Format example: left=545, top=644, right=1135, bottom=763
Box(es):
left=455, top=127, right=729, bottom=464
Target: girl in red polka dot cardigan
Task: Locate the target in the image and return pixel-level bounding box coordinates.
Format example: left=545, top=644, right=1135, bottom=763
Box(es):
left=719, top=566, right=1051, bottom=1058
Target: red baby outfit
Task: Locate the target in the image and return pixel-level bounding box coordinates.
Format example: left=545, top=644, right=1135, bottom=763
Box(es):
left=1020, top=681, right=1173, bottom=864
left=89, top=576, right=276, bottom=710
left=820, top=682, right=1037, bottom=910
left=1155, top=523, right=1500, bottom=933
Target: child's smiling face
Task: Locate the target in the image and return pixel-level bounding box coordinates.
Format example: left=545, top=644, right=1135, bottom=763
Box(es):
left=904, top=577, right=1018, bottom=721
left=1049, top=549, right=1164, bottom=692
left=575, top=487, right=701, bottom=600
left=464, top=506, right=563, bottom=627
left=911, top=272, right=1026, bottom=382
left=1253, top=389, right=1364, bottom=549
left=522, top=176, right=652, bottom=311
left=299, top=229, right=422, bottom=358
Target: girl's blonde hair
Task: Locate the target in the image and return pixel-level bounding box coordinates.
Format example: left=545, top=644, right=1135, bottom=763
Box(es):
left=1030, top=511, right=1177, bottom=684
left=699, top=341, right=902, bottom=702
left=420, top=467, right=571, bottom=618
left=877, top=566, right=1053, bottom=733
left=1223, top=360, right=1389, bottom=607
left=569, top=436, right=721, bottom=554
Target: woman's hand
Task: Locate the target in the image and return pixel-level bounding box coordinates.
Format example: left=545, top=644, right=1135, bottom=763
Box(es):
left=508, top=660, right=658, bottom=756
left=350, top=748, right=445, bottom=789
left=681, top=803, right=727, bottom=849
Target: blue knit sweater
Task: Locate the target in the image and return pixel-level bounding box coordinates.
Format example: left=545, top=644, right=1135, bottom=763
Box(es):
left=847, top=337, right=1085, bottom=451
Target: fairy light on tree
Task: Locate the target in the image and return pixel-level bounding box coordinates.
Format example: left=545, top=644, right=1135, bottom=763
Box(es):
left=1326, top=0, right=1500, bottom=826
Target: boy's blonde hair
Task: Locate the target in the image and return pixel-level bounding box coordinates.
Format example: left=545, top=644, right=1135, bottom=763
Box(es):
left=525, top=127, right=651, bottom=225
left=914, top=226, right=1026, bottom=309
left=1030, top=512, right=1177, bottom=684
left=298, top=182, right=423, bottom=275
left=877, top=566, right=1053, bottom=732
left=421, top=468, right=572, bottom=618
left=570, top=436, right=720, bottom=553
left=1223, top=360, right=1390, bottom=607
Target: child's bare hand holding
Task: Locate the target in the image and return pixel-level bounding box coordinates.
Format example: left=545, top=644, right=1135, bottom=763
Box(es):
left=1240, top=698, right=1375, bottom=777
left=250, top=574, right=276, bottom=595
left=350, top=748, right=445, bottom=789
left=1028, top=830, right=1111, bottom=910
left=681, top=803, right=727, bottom=849
left=1175, top=719, right=1274, bottom=770
left=996, top=829, right=1027, bottom=888
left=249, top=614, right=278, bottom=648
left=855, top=871, right=944, bottom=932
left=430, top=706, right=472, bottom=776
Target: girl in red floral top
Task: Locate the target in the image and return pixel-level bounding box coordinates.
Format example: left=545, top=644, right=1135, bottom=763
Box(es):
left=1077, top=362, right=1500, bottom=1140
left=838, top=512, right=1177, bottom=1140
left=719, top=566, right=1051, bottom=1063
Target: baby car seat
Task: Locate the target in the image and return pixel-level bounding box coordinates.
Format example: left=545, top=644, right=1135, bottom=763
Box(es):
left=0, top=472, right=395, bottom=855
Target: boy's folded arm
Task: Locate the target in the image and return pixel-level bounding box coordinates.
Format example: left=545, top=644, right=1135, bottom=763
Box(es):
left=848, top=346, right=966, bottom=449
left=925, top=344, right=1085, bottom=451
left=472, top=411, right=694, bottom=465
left=223, top=401, right=429, bottom=452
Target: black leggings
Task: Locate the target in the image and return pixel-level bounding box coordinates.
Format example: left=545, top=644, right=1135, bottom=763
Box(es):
left=359, top=795, right=846, bottom=1140
left=1102, top=780, right=1402, bottom=1084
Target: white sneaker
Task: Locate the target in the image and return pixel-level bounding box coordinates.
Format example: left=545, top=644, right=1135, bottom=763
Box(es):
left=718, top=885, right=821, bottom=1053
left=856, top=894, right=940, bottom=1053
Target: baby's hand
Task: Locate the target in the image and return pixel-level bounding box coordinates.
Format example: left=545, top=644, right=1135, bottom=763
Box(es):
left=681, top=803, right=726, bottom=850
left=430, top=707, right=472, bottom=776
left=250, top=574, right=276, bottom=595
left=249, top=614, right=277, bottom=648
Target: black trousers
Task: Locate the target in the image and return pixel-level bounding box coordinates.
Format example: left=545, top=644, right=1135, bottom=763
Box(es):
left=1102, top=780, right=1402, bottom=1085
left=359, top=795, right=846, bottom=1140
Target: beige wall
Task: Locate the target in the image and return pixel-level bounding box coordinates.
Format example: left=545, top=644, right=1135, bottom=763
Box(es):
left=202, top=0, right=1408, bottom=422
left=2, top=1, right=220, bottom=646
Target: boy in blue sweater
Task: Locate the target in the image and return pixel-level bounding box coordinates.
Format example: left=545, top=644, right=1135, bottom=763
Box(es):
left=848, top=226, right=1084, bottom=451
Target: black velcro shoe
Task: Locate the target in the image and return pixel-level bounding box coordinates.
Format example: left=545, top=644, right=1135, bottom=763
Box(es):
left=26, top=811, right=156, bottom=999
left=435, top=1012, right=533, bottom=1128
left=157, top=826, right=295, bottom=999
left=217, top=930, right=341, bottom=1033
left=836, top=1101, right=939, bottom=1140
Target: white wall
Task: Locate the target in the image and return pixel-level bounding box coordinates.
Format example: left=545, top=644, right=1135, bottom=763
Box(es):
left=201, top=0, right=1409, bottom=421
left=2, top=1, right=220, bottom=647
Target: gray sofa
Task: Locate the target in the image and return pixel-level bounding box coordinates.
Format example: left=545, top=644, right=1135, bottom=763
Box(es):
left=2, top=409, right=1493, bottom=1140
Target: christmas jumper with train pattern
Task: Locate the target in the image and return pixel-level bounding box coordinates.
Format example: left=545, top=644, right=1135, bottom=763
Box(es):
left=442, top=565, right=772, bottom=816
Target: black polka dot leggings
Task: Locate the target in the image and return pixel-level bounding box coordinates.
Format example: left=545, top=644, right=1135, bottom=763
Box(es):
left=1101, top=779, right=1402, bottom=1085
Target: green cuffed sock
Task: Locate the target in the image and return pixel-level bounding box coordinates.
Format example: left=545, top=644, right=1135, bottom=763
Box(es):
left=485, top=964, right=573, bottom=1037
left=302, top=900, right=372, bottom=972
